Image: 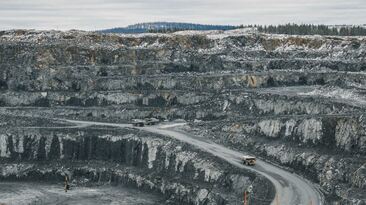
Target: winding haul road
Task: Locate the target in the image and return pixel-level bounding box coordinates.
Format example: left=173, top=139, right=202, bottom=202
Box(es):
left=62, top=119, right=324, bottom=205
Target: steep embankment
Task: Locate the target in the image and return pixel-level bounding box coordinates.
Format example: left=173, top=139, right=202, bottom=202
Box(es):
left=0, top=122, right=274, bottom=204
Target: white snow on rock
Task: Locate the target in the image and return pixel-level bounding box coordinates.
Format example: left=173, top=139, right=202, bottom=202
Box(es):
left=45, top=136, right=53, bottom=158
left=0, top=134, right=10, bottom=158
left=0, top=164, right=34, bottom=177
left=299, top=87, right=366, bottom=107
left=203, top=166, right=222, bottom=182
left=58, top=136, right=64, bottom=159
left=174, top=151, right=197, bottom=172
left=285, top=119, right=296, bottom=137
left=297, top=119, right=323, bottom=143
left=145, top=139, right=161, bottom=169
left=258, top=120, right=281, bottom=138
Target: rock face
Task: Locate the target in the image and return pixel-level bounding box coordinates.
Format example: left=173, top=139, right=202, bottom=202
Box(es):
left=0, top=127, right=273, bottom=205
left=0, top=29, right=366, bottom=204
left=192, top=115, right=366, bottom=203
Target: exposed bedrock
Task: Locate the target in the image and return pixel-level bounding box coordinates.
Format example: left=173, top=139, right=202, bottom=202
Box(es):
left=0, top=29, right=366, bottom=204
left=0, top=127, right=274, bottom=205
left=189, top=115, right=366, bottom=203
left=1, top=30, right=366, bottom=94
left=0, top=89, right=361, bottom=123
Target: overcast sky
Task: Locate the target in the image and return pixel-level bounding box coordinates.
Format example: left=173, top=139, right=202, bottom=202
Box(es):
left=0, top=0, right=365, bottom=30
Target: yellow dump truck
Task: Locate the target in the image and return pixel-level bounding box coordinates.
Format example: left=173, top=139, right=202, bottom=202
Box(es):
left=241, top=155, right=256, bottom=166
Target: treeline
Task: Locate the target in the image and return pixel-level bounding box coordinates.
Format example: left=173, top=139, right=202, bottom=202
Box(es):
left=147, top=28, right=186, bottom=33
left=100, top=22, right=238, bottom=34
left=99, top=22, right=366, bottom=36
left=255, top=24, right=366, bottom=36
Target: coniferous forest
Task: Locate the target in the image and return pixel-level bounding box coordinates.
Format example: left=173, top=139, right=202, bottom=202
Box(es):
left=255, top=24, right=366, bottom=36
left=99, top=22, right=366, bottom=36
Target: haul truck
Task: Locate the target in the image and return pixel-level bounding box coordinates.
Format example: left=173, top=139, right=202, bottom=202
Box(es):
left=241, top=155, right=256, bottom=166
left=132, top=118, right=160, bottom=127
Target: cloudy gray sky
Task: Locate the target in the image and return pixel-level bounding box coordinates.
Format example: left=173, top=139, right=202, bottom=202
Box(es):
left=0, top=0, right=365, bottom=30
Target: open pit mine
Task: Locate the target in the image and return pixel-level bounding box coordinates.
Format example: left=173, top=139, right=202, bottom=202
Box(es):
left=0, top=29, right=365, bottom=205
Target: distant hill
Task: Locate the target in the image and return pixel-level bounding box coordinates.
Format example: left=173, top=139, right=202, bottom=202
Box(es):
left=99, top=22, right=239, bottom=34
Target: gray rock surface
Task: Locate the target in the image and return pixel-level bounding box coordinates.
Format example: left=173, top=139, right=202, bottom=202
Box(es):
left=0, top=29, right=366, bottom=204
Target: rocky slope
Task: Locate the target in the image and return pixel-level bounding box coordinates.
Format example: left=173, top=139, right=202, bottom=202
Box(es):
left=0, top=123, right=274, bottom=205
left=0, top=29, right=365, bottom=204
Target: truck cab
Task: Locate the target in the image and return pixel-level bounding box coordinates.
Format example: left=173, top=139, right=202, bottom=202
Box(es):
left=241, top=155, right=256, bottom=166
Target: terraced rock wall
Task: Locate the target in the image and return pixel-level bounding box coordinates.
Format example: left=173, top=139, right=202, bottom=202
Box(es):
left=0, top=29, right=365, bottom=204
left=0, top=127, right=274, bottom=205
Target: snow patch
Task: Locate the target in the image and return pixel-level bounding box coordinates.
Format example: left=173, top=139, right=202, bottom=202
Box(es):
left=0, top=134, right=10, bottom=158
left=145, top=140, right=160, bottom=169
left=285, top=119, right=296, bottom=137
left=174, top=151, right=197, bottom=172
left=258, top=120, right=281, bottom=138
left=59, top=136, right=64, bottom=159
left=297, top=119, right=322, bottom=143
left=299, top=87, right=366, bottom=106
